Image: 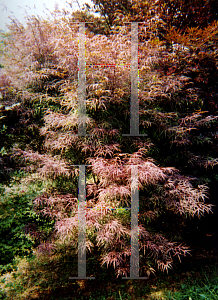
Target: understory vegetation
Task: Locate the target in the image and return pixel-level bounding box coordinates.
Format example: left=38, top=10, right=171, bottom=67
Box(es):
left=0, top=0, right=217, bottom=299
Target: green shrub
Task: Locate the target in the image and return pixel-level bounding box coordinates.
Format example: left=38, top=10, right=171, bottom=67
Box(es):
left=0, top=172, right=54, bottom=272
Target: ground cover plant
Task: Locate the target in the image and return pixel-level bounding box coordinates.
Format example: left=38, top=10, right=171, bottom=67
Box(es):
left=0, top=1, right=217, bottom=299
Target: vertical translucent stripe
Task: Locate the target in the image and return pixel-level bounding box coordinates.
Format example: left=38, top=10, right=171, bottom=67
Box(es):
left=78, top=164, right=86, bottom=278
left=130, top=164, right=139, bottom=278
left=130, top=22, right=139, bottom=136
left=78, top=23, right=86, bottom=136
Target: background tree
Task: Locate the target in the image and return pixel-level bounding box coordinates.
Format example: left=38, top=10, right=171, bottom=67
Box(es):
left=91, top=0, right=218, bottom=40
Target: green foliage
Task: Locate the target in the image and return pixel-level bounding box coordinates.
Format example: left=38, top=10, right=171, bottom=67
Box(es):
left=164, top=268, right=218, bottom=300
left=0, top=172, right=54, bottom=272
left=1, top=255, right=218, bottom=299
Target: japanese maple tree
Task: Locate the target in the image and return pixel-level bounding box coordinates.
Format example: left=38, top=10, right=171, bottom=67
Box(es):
left=0, top=3, right=217, bottom=283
